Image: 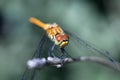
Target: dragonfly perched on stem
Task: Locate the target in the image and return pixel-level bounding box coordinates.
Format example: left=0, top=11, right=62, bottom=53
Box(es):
left=29, top=17, right=116, bottom=62
left=21, top=17, right=118, bottom=80
left=29, top=17, right=70, bottom=57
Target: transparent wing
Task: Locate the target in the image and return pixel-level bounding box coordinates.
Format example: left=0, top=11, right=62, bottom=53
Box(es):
left=32, top=33, right=47, bottom=58
left=21, top=33, right=47, bottom=80
left=64, top=30, right=117, bottom=64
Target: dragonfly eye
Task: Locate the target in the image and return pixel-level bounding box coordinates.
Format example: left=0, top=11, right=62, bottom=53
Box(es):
left=56, top=34, right=62, bottom=42
left=56, top=34, right=69, bottom=48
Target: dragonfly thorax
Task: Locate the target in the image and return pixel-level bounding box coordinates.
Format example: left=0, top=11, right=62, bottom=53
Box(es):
left=46, top=23, right=69, bottom=48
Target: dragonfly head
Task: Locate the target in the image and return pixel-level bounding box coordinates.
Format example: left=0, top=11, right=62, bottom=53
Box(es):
left=55, top=34, right=69, bottom=48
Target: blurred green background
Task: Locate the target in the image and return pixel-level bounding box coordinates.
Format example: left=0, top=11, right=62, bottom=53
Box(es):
left=0, top=0, right=120, bottom=80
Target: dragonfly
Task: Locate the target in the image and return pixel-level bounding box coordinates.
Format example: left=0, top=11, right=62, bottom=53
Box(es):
left=21, top=17, right=117, bottom=80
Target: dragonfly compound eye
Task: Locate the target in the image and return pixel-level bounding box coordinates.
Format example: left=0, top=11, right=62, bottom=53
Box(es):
left=56, top=34, right=69, bottom=48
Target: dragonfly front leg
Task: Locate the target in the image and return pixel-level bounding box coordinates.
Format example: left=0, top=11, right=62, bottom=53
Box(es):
left=60, top=48, right=73, bottom=59
left=48, top=43, right=56, bottom=57
left=60, top=48, right=66, bottom=59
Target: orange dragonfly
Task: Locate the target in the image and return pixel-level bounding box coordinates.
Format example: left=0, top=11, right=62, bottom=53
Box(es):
left=21, top=17, right=117, bottom=80
left=30, top=17, right=69, bottom=48
left=29, top=17, right=116, bottom=62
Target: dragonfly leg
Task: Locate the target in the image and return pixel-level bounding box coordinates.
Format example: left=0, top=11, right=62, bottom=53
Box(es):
left=60, top=48, right=73, bottom=59
left=60, top=48, right=66, bottom=59
left=48, top=43, right=56, bottom=57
